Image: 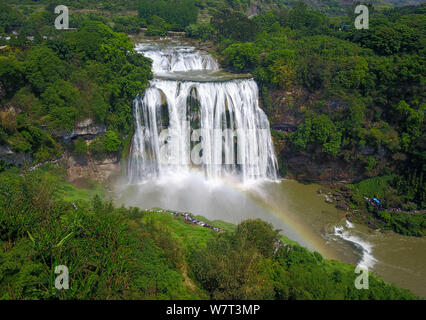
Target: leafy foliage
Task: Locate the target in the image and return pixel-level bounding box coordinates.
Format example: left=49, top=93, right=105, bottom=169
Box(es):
left=222, top=42, right=260, bottom=71
left=139, top=0, right=198, bottom=30
left=214, top=3, right=425, bottom=211
left=212, top=9, right=258, bottom=42
left=1, top=16, right=152, bottom=164
left=185, top=23, right=216, bottom=41
left=191, top=218, right=417, bottom=299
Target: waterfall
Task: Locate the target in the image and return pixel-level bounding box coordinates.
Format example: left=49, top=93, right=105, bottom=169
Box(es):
left=135, top=43, right=219, bottom=74
left=128, top=42, right=278, bottom=183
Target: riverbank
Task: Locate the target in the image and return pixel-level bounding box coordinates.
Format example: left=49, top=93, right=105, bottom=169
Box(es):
left=314, top=177, right=426, bottom=237
left=0, top=164, right=419, bottom=300
left=5, top=155, right=426, bottom=297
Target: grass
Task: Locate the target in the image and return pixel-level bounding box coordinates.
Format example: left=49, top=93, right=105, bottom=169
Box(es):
left=140, top=211, right=219, bottom=251
left=349, top=175, right=395, bottom=200
left=29, top=163, right=107, bottom=203
left=347, top=175, right=425, bottom=236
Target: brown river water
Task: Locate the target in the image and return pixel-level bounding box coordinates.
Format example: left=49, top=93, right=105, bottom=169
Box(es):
left=114, top=175, right=426, bottom=298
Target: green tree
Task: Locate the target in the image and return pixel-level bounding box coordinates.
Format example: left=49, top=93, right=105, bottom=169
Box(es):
left=145, top=16, right=168, bottom=36
left=395, top=100, right=424, bottom=152
left=185, top=23, right=216, bottom=41
left=290, top=118, right=312, bottom=150
left=0, top=55, right=24, bottom=99
left=139, top=0, right=198, bottom=29
left=0, top=3, right=24, bottom=33
left=104, top=130, right=121, bottom=152
left=41, top=80, right=79, bottom=130
left=311, top=115, right=342, bottom=156
left=212, top=9, right=258, bottom=42
left=73, top=138, right=88, bottom=157
left=222, top=42, right=259, bottom=71
left=235, top=219, right=280, bottom=258
left=24, top=46, right=66, bottom=94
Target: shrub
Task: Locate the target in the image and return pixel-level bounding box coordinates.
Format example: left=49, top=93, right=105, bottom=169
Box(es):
left=185, top=23, right=216, bottom=41
left=222, top=43, right=259, bottom=72
left=73, top=138, right=88, bottom=157
left=146, top=16, right=168, bottom=36
left=104, top=130, right=121, bottom=153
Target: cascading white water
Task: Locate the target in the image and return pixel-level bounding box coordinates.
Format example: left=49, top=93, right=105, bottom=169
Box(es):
left=135, top=42, right=219, bottom=74
left=128, top=41, right=278, bottom=183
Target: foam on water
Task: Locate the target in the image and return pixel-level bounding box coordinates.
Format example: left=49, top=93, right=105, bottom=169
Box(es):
left=334, top=221, right=377, bottom=270
left=135, top=42, right=219, bottom=74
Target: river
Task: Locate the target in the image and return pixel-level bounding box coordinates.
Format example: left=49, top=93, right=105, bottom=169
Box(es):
left=115, top=38, right=426, bottom=298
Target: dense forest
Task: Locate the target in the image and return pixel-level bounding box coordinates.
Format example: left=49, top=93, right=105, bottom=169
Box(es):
left=0, top=3, right=152, bottom=164
left=0, top=0, right=425, bottom=299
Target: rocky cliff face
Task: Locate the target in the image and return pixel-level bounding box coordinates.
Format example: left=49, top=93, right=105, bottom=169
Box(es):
left=266, top=87, right=370, bottom=183
left=66, top=153, right=121, bottom=184
left=279, top=146, right=364, bottom=183
left=1, top=114, right=120, bottom=184
left=60, top=118, right=106, bottom=143
left=59, top=118, right=121, bottom=183
left=271, top=131, right=365, bottom=183
left=0, top=145, right=31, bottom=166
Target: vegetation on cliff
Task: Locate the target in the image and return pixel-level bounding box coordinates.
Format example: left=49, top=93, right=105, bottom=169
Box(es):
left=200, top=3, right=425, bottom=233
left=0, top=7, right=152, bottom=165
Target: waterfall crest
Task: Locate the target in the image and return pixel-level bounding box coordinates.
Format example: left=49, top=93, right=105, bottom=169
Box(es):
left=135, top=42, right=219, bottom=74
left=128, top=41, right=278, bottom=183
